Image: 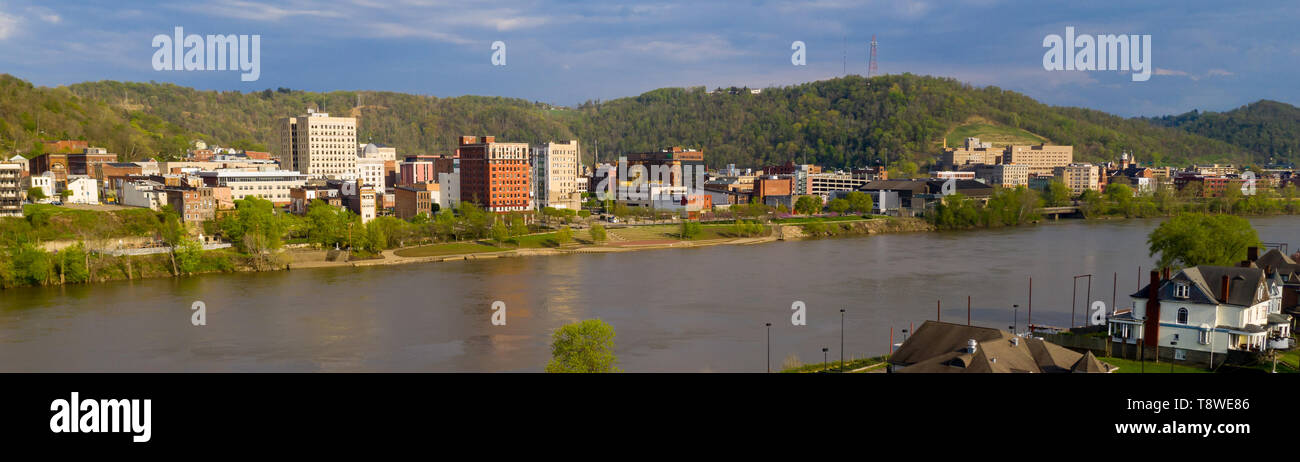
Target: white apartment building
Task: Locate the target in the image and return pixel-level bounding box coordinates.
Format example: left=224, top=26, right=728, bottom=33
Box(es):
left=532, top=140, right=581, bottom=210
left=356, top=156, right=386, bottom=194
left=65, top=177, right=100, bottom=204
left=198, top=170, right=307, bottom=205
left=120, top=180, right=168, bottom=210
left=0, top=163, right=21, bottom=217
left=279, top=110, right=358, bottom=179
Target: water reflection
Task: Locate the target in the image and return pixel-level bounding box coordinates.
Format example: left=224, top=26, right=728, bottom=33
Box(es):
left=0, top=215, right=1295, bottom=372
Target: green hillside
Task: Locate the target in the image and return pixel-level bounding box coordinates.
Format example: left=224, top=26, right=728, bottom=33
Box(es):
left=1144, top=100, right=1300, bottom=164
left=0, top=73, right=1272, bottom=169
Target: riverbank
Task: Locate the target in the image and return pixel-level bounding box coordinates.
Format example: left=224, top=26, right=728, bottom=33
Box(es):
left=289, top=217, right=934, bottom=270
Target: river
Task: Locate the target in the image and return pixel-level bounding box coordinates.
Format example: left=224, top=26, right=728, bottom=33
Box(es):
left=1, top=216, right=1297, bottom=372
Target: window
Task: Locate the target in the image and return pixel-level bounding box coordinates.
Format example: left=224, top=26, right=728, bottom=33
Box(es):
left=1199, top=329, right=1210, bottom=345
left=1174, top=283, right=1189, bottom=299
left=1174, top=349, right=1187, bottom=360
left=1176, top=308, right=1189, bottom=325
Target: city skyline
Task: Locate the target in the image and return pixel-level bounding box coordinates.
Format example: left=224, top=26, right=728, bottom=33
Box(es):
left=0, top=0, right=1295, bottom=117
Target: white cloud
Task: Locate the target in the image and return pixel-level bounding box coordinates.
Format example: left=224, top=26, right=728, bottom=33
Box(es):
left=0, top=10, right=17, bottom=40
left=179, top=0, right=344, bottom=22
left=622, top=35, right=751, bottom=62
left=1206, top=68, right=1234, bottom=77
left=26, top=6, right=60, bottom=24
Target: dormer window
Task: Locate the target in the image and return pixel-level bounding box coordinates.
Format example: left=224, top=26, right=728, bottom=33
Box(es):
left=1173, top=283, right=1189, bottom=299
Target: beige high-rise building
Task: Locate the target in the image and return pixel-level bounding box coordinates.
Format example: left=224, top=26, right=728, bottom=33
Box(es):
left=279, top=110, right=357, bottom=179
left=1054, top=164, right=1101, bottom=196
left=532, top=140, right=581, bottom=210
left=1006, top=144, right=1073, bottom=176
left=941, top=137, right=1002, bottom=169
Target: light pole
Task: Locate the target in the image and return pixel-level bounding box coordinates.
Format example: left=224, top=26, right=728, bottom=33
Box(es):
left=839, top=309, right=846, bottom=372
left=765, top=323, right=772, bottom=373
left=1012, top=304, right=1019, bottom=334
left=822, top=347, right=829, bottom=372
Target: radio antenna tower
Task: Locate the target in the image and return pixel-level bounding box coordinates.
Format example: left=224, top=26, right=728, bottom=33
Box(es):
left=868, top=35, right=878, bottom=77
left=842, top=35, right=847, bottom=76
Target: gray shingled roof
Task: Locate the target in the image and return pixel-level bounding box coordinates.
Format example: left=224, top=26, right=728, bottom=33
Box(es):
left=1131, top=266, right=1267, bottom=307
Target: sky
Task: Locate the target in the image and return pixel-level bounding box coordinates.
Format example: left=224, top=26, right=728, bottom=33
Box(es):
left=0, top=0, right=1296, bottom=117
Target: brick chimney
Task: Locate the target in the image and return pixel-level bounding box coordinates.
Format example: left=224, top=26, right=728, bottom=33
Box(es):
left=1220, top=275, right=1231, bottom=304
left=1144, top=271, right=1161, bottom=347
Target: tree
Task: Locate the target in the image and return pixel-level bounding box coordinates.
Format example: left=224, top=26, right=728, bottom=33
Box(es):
left=589, top=223, right=607, bottom=243
left=26, top=187, right=46, bottom=202
left=827, top=198, right=850, bottom=214
left=545, top=319, right=620, bottom=373
left=793, top=195, right=822, bottom=215
left=1104, top=183, right=1135, bottom=217
left=1078, top=189, right=1104, bottom=217
left=490, top=221, right=509, bottom=244
left=845, top=191, right=873, bottom=214
left=1147, top=213, right=1261, bottom=269
left=555, top=226, right=572, bottom=245
left=306, top=199, right=349, bottom=248
left=174, top=236, right=204, bottom=275
left=509, top=214, right=528, bottom=237
left=679, top=220, right=702, bottom=239
left=1044, top=180, right=1071, bottom=207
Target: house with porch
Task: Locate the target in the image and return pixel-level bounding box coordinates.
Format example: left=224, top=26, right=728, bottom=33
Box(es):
left=1108, top=264, right=1289, bottom=367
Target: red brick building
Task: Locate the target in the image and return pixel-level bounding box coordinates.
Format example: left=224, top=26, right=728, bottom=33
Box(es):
left=457, top=136, right=531, bottom=212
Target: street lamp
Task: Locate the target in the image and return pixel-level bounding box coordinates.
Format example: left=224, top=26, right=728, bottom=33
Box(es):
left=901, top=329, right=909, bottom=343
left=765, top=323, right=772, bottom=373
left=1012, top=304, right=1019, bottom=334
left=839, top=309, right=846, bottom=372
left=822, top=347, right=829, bottom=372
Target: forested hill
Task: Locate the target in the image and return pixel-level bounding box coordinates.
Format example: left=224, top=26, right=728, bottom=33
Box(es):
left=0, top=72, right=1277, bottom=169
left=1142, top=100, right=1300, bottom=164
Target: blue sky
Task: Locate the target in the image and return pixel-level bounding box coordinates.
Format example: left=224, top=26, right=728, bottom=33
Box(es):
left=0, top=0, right=1296, bottom=117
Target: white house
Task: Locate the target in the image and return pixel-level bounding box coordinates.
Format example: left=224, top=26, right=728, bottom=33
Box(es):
left=21, top=171, right=56, bottom=202
left=1109, top=264, right=1286, bottom=364
left=65, top=177, right=100, bottom=204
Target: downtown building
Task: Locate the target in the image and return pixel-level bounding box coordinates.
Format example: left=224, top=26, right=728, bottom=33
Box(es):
left=532, top=140, right=581, bottom=210
left=0, top=162, right=22, bottom=217
left=279, top=110, right=357, bottom=179
left=457, top=136, right=531, bottom=213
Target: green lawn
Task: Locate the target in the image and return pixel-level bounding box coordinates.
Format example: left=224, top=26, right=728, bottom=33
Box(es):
left=782, top=356, right=888, bottom=373
left=393, top=242, right=506, bottom=257
left=945, top=121, right=1048, bottom=148
left=1097, top=356, right=1210, bottom=373
left=607, top=224, right=737, bottom=241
